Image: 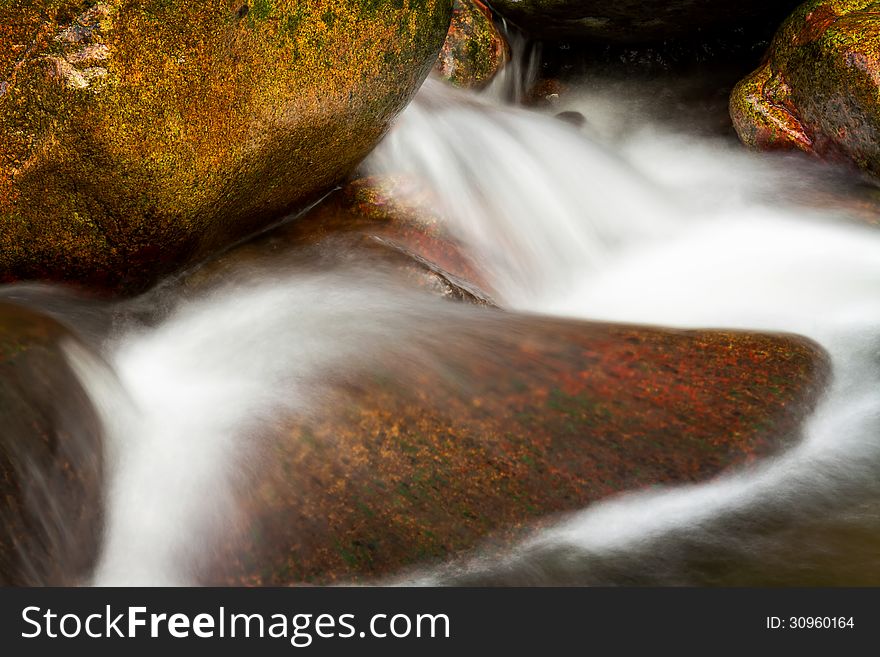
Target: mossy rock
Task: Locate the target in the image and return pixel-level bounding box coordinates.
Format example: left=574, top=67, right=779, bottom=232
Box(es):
left=0, top=301, right=104, bottom=585
left=435, top=0, right=508, bottom=88
left=0, top=0, right=453, bottom=292
left=731, top=1, right=880, bottom=177
left=487, top=0, right=802, bottom=42
left=207, top=317, right=828, bottom=584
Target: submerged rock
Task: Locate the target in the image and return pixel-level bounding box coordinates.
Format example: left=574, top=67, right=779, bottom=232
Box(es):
left=435, top=0, right=509, bottom=88
left=487, top=0, right=802, bottom=43
left=188, top=176, right=496, bottom=305
left=0, top=1, right=453, bottom=292
left=0, top=302, right=103, bottom=585
left=555, top=110, right=587, bottom=128
left=209, top=318, right=828, bottom=584
left=731, top=0, right=880, bottom=177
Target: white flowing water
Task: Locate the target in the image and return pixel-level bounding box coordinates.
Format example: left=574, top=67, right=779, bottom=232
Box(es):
left=369, top=78, right=880, bottom=584
left=68, top=274, right=500, bottom=586
left=42, top=72, right=880, bottom=585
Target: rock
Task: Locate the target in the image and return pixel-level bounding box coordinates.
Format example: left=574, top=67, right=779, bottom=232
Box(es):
left=555, top=110, right=587, bottom=128
left=187, top=176, right=497, bottom=305
left=208, top=319, right=828, bottom=584
left=731, top=1, right=880, bottom=177
left=0, top=302, right=103, bottom=585
left=435, top=0, right=509, bottom=88
left=0, top=0, right=453, bottom=292
left=525, top=78, right=568, bottom=107
left=487, top=0, right=803, bottom=43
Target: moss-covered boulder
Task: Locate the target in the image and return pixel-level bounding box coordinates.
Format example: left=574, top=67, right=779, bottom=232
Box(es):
left=731, top=1, right=880, bottom=176
left=208, top=319, right=827, bottom=584
left=487, top=0, right=802, bottom=42
left=0, top=301, right=103, bottom=585
left=435, top=0, right=508, bottom=88
left=0, top=0, right=453, bottom=292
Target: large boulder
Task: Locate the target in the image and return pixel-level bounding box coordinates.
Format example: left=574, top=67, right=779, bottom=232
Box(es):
left=486, top=0, right=802, bottom=42
left=731, top=1, right=880, bottom=178
left=0, top=0, right=453, bottom=292
left=0, top=301, right=104, bottom=585
left=208, top=319, right=828, bottom=584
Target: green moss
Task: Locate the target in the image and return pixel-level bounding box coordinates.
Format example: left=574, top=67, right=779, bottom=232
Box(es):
left=281, top=6, right=303, bottom=36
left=251, top=0, right=273, bottom=20
left=0, top=0, right=454, bottom=291
left=731, top=0, right=880, bottom=177
left=435, top=0, right=507, bottom=88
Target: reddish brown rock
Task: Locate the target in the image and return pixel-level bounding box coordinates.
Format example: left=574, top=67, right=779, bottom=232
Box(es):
left=188, top=176, right=496, bottom=305
left=0, top=301, right=104, bottom=585
left=208, top=317, right=828, bottom=585
left=731, top=1, right=880, bottom=177
left=435, top=0, right=509, bottom=88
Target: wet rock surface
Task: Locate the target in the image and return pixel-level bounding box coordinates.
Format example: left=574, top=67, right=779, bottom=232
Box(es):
left=0, top=301, right=103, bottom=585
left=209, top=319, right=828, bottom=584
left=435, top=0, right=509, bottom=88
left=731, top=1, right=880, bottom=178
left=187, top=176, right=497, bottom=305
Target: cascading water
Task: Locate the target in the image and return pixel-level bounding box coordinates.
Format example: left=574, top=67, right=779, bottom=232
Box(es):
left=15, top=61, right=880, bottom=585
left=63, top=273, right=514, bottom=585
left=367, top=79, right=682, bottom=306
left=369, top=75, right=880, bottom=585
